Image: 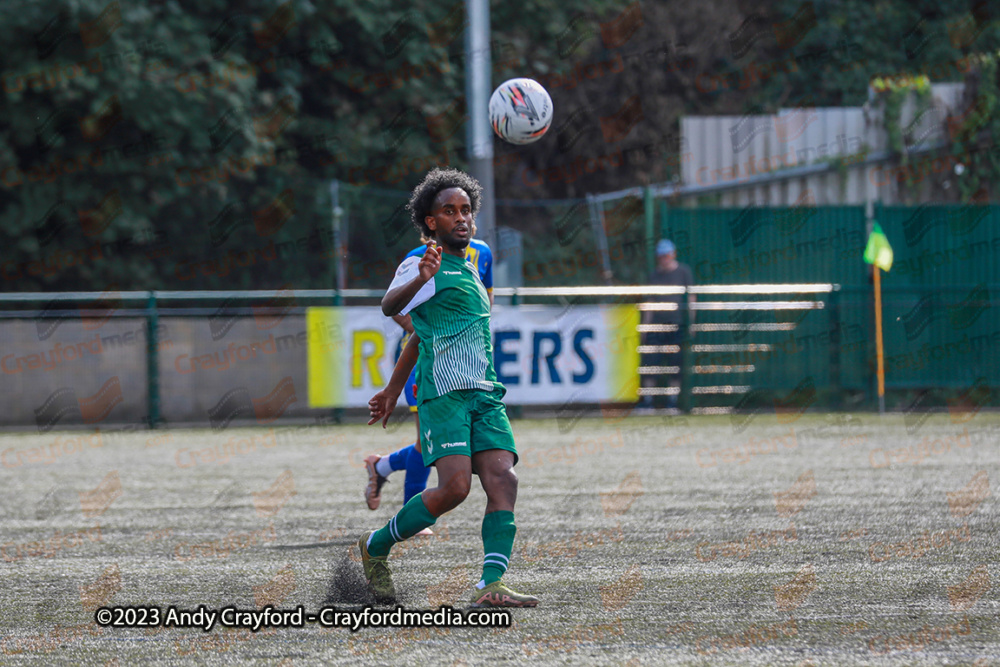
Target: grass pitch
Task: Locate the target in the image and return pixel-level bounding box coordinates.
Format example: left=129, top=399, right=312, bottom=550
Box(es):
left=0, top=412, right=997, bottom=665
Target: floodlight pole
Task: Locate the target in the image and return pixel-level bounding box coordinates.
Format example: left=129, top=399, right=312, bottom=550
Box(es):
left=465, top=0, right=496, bottom=256
left=330, top=179, right=345, bottom=305
left=587, top=194, right=614, bottom=285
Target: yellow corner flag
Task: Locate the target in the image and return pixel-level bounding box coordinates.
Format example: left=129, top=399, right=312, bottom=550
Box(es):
left=864, top=222, right=893, bottom=272
left=864, top=221, right=892, bottom=414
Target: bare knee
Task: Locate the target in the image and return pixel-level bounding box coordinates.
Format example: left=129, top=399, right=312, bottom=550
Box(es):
left=438, top=471, right=471, bottom=510
left=480, top=462, right=518, bottom=513
left=482, top=462, right=517, bottom=489
left=494, top=466, right=517, bottom=492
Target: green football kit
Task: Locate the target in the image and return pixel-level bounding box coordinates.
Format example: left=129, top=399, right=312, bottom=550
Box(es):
left=363, top=246, right=533, bottom=607
left=387, top=251, right=517, bottom=467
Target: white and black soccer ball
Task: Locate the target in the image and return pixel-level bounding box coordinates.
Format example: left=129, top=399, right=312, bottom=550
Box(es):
left=488, top=78, right=554, bottom=145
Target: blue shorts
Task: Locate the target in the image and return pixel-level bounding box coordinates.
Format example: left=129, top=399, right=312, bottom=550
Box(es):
left=398, top=332, right=419, bottom=413
left=405, top=367, right=418, bottom=412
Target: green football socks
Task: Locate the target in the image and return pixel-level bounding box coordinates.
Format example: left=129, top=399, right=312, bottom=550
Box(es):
left=367, top=494, right=437, bottom=558
left=481, top=510, right=516, bottom=585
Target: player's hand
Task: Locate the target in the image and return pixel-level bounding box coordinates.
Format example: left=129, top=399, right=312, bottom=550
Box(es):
left=367, top=389, right=398, bottom=428
left=418, top=242, right=441, bottom=282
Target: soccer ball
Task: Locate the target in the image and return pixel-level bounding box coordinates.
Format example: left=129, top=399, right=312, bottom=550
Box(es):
left=488, top=78, right=554, bottom=145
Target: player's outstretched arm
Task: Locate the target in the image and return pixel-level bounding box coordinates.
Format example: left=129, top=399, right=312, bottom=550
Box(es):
left=367, top=332, right=421, bottom=427
left=381, top=243, right=441, bottom=316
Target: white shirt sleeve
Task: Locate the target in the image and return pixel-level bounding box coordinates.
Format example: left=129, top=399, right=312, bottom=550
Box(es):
left=387, top=256, right=436, bottom=315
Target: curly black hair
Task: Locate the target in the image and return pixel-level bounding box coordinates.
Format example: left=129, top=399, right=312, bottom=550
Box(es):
left=406, top=168, right=482, bottom=239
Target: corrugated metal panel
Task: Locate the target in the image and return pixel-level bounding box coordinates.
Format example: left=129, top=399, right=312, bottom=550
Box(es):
left=843, top=109, right=866, bottom=205
left=657, top=202, right=1000, bottom=403
left=878, top=204, right=1000, bottom=288
left=720, top=115, right=737, bottom=207
left=661, top=204, right=867, bottom=285
left=660, top=204, right=867, bottom=405
left=872, top=204, right=1000, bottom=389
left=678, top=84, right=967, bottom=207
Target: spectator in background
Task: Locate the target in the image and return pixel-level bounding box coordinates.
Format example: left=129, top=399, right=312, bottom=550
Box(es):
left=641, top=239, right=695, bottom=409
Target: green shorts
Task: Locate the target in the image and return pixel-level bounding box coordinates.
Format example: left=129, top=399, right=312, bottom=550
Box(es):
left=417, top=388, right=518, bottom=468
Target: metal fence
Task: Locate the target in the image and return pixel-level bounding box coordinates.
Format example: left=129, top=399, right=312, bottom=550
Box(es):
left=1, top=283, right=995, bottom=432
left=340, top=180, right=999, bottom=292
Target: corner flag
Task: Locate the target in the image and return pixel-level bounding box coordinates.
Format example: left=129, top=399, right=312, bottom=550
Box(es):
left=864, top=222, right=893, bottom=272
left=863, top=222, right=892, bottom=414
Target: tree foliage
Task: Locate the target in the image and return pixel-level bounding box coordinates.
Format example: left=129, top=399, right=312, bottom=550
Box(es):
left=0, top=0, right=995, bottom=291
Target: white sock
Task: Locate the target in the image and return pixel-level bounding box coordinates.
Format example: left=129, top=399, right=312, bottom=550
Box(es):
left=375, top=457, right=393, bottom=478
left=367, top=533, right=374, bottom=548
left=475, top=580, right=486, bottom=589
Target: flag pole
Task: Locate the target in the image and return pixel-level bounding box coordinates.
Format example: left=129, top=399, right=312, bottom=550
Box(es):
left=873, top=265, right=885, bottom=415
left=865, top=218, right=891, bottom=415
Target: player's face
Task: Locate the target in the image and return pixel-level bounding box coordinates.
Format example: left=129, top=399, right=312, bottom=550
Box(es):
left=426, top=188, right=473, bottom=252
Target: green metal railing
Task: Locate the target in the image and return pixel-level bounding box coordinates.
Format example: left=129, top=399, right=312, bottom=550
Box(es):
left=0, top=281, right=995, bottom=430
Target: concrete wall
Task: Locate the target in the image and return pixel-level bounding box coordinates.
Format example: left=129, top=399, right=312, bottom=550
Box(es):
left=0, top=314, right=332, bottom=430
left=0, top=318, right=149, bottom=430
left=680, top=83, right=965, bottom=206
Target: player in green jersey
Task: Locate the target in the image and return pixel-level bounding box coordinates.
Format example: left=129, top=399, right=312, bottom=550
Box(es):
left=361, top=168, right=538, bottom=608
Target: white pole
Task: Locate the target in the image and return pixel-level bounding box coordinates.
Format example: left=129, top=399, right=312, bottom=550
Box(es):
left=465, top=0, right=497, bottom=258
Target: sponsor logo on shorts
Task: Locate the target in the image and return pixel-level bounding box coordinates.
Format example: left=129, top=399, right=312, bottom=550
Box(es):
left=441, top=441, right=466, bottom=449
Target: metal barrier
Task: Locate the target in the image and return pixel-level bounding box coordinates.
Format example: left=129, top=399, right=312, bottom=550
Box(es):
left=0, top=282, right=995, bottom=430
left=631, top=284, right=839, bottom=412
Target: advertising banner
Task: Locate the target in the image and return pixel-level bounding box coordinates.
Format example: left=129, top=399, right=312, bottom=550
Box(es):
left=307, top=305, right=639, bottom=407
